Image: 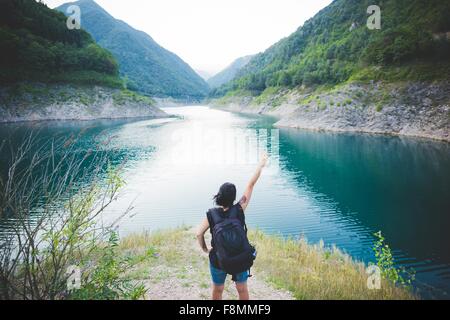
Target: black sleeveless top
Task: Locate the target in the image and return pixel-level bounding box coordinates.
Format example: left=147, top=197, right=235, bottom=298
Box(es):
left=206, top=203, right=246, bottom=269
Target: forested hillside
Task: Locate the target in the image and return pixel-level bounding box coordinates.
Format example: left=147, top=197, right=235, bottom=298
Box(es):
left=208, top=55, right=254, bottom=88
left=58, top=0, right=209, bottom=99
left=211, top=0, right=450, bottom=97
left=0, top=0, right=121, bottom=87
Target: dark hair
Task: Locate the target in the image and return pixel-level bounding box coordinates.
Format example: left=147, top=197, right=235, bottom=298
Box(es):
left=213, top=183, right=236, bottom=208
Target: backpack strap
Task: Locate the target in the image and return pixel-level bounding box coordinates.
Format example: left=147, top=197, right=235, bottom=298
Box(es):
left=207, top=208, right=225, bottom=228
left=235, top=204, right=248, bottom=234
left=208, top=205, right=247, bottom=231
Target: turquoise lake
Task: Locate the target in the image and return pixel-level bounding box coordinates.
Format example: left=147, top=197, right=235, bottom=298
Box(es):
left=0, top=106, right=449, bottom=299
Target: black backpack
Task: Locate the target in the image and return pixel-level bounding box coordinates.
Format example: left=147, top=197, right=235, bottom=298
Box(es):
left=207, top=205, right=256, bottom=275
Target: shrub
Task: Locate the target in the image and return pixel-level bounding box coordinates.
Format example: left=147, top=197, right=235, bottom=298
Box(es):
left=0, top=134, right=146, bottom=300
left=372, top=231, right=415, bottom=287
left=69, top=231, right=147, bottom=300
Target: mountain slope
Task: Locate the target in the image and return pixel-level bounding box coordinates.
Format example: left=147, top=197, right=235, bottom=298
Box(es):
left=210, top=0, right=449, bottom=142
left=207, top=55, right=254, bottom=89
left=212, top=0, right=449, bottom=96
left=0, top=0, right=120, bottom=87
left=0, top=0, right=167, bottom=123
left=57, top=0, right=209, bottom=99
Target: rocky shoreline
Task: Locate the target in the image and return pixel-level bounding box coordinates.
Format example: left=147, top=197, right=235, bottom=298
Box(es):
left=211, top=81, right=450, bottom=143
left=0, top=83, right=169, bottom=123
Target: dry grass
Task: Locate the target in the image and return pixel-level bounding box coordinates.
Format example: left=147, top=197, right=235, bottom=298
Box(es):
left=119, top=227, right=293, bottom=300
left=118, top=227, right=415, bottom=300
left=249, top=230, right=416, bottom=300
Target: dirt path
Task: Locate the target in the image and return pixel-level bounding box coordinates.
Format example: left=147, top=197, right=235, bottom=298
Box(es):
left=125, top=228, right=293, bottom=300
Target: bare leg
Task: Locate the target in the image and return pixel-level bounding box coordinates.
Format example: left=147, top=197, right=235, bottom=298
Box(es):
left=235, top=282, right=249, bottom=300
left=212, top=284, right=224, bottom=300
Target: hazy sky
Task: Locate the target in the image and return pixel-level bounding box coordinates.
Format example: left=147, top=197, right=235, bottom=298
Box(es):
left=42, top=0, right=332, bottom=76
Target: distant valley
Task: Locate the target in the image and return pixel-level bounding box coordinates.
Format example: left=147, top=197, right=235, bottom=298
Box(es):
left=207, top=55, right=254, bottom=89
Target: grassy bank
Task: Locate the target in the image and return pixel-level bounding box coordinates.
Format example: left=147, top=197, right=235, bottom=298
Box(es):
left=119, top=227, right=415, bottom=300
left=250, top=230, right=415, bottom=300
left=119, top=227, right=291, bottom=300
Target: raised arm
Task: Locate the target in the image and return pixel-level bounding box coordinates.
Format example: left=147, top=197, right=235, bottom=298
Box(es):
left=239, top=154, right=268, bottom=212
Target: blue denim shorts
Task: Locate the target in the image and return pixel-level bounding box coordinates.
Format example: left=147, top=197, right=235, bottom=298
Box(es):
left=210, top=263, right=249, bottom=285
